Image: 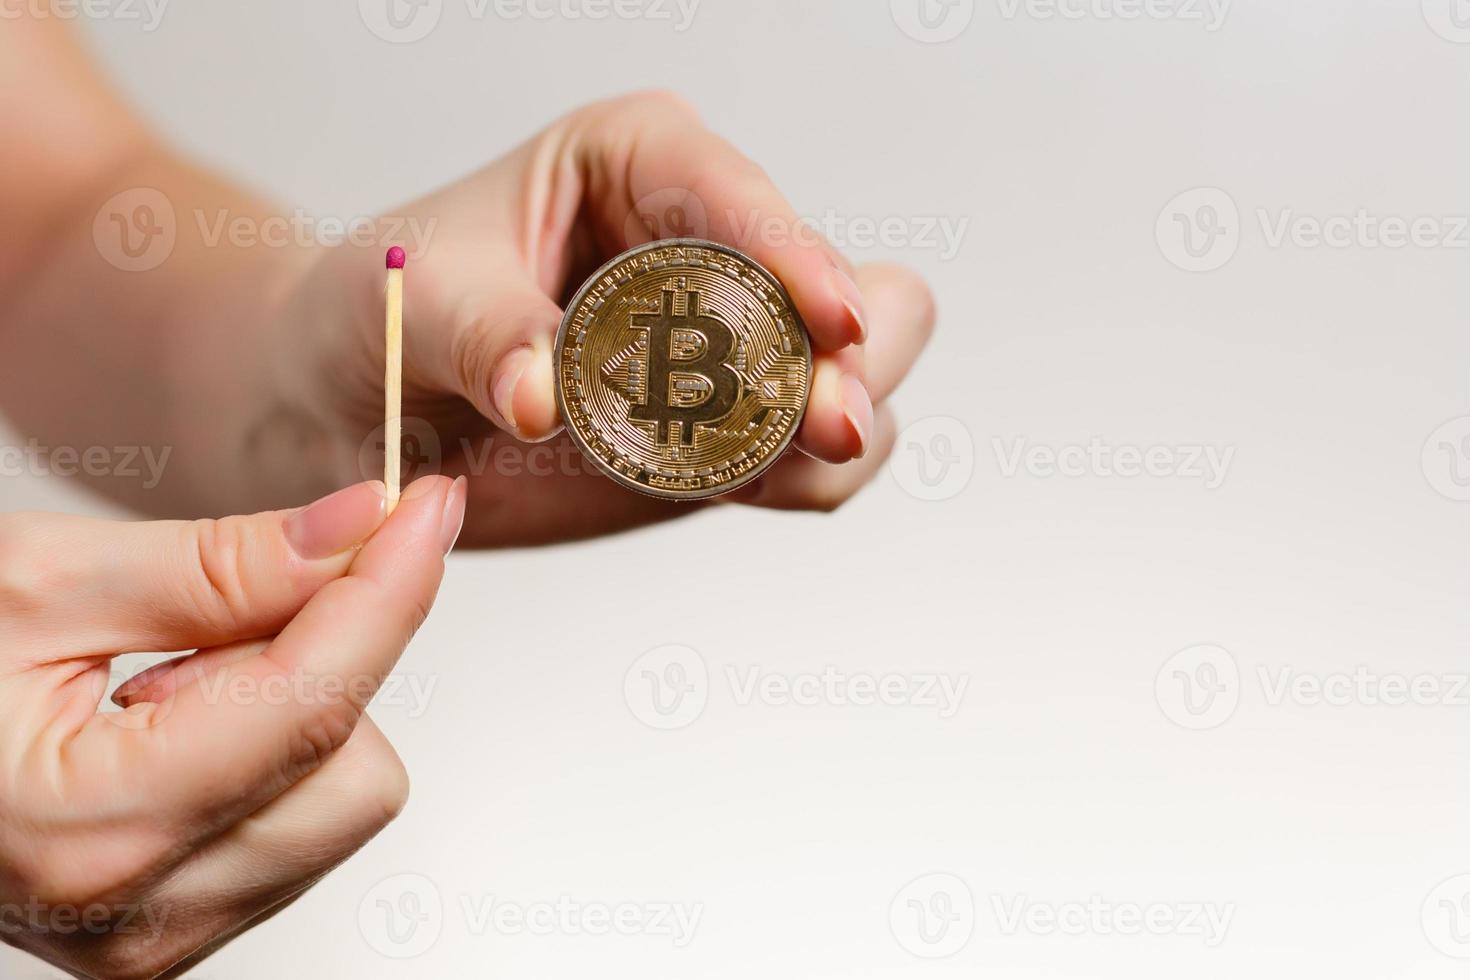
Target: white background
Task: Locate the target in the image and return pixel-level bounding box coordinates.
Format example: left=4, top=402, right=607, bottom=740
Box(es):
left=5, top=0, right=1470, bottom=976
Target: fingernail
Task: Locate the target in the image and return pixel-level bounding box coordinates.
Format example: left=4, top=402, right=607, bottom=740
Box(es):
left=439, top=476, right=468, bottom=555
left=830, top=266, right=868, bottom=345
left=113, top=661, right=169, bottom=706
left=284, top=481, right=388, bottom=560
left=492, top=346, right=534, bottom=432
left=839, top=374, right=874, bottom=459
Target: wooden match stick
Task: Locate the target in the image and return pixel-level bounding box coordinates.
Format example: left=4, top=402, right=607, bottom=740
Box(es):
left=385, top=246, right=406, bottom=514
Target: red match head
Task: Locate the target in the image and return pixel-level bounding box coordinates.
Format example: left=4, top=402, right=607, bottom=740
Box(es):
left=386, top=246, right=407, bottom=270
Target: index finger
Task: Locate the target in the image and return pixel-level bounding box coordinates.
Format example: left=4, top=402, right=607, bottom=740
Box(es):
left=577, top=91, right=868, bottom=352
left=71, top=476, right=464, bottom=834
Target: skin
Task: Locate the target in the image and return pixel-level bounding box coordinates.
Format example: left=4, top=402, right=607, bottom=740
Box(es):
left=0, top=6, right=936, bottom=976
left=0, top=474, right=466, bottom=979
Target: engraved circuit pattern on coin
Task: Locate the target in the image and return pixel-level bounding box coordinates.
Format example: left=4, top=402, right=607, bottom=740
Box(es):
left=555, top=240, right=813, bottom=500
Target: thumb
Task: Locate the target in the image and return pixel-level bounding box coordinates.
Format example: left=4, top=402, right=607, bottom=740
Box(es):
left=6, top=481, right=390, bottom=657
left=417, top=278, right=564, bottom=442
left=61, top=476, right=465, bottom=840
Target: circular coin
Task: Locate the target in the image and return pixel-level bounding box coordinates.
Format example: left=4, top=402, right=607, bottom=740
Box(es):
left=554, top=240, right=813, bottom=500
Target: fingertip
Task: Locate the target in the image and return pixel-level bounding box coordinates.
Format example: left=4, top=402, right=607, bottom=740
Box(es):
left=776, top=254, right=865, bottom=353
left=870, top=403, right=899, bottom=464
left=725, top=403, right=899, bottom=514
left=829, top=265, right=869, bottom=346
left=797, top=359, right=870, bottom=464
left=488, top=342, right=562, bottom=443
left=111, top=673, right=149, bottom=707
left=491, top=346, right=534, bottom=432
left=441, top=476, right=468, bottom=555
left=111, top=665, right=172, bottom=708
left=839, top=372, right=874, bottom=459
left=352, top=475, right=458, bottom=579
left=737, top=239, right=860, bottom=352
left=857, top=262, right=937, bottom=358
left=397, top=473, right=457, bottom=506
left=863, top=261, right=936, bottom=328
left=386, top=474, right=458, bottom=537
left=510, top=345, right=563, bottom=442
left=283, top=481, right=389, bottom=561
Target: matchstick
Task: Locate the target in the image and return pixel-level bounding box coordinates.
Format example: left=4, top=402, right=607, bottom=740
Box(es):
left=385, top=246, right=406, bottom=513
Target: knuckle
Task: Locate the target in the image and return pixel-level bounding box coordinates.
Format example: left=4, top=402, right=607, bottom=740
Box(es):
left=0, top=514, right=64, bottom=615
left=179, top=517, right=253, bottom=633
left=810, top=487, right=851, bottom=515
left=4, top=846, right=54, bottom=902
left=289, top=706, right=359, bottom=777
left=449, top=299, right=558, bottom=406
left=612, top=88, right=700, bottom=122
left=70, top=934, right=166, bottom=980
left=405, top=589, right=435, bottom=640
left=741, top=156, right=773, bottom=186
left=448, top=313, right=498, bottom=402
left=561, top=89, right=702, bottom=145
left=7, top=836, right=168, bottom=913
left=315, top=574, right=394, bottom=626
left=875, top=263, right=939, bottom=339
left=632, top=87, right=700, bottom=119
left=906, top=280, right=939, bottom=341
left=3, top=833, right=67, bottom=901
left=0, top=512, right=29, bottom=556
left=318, top=560, right=434, bottom=643
left=364, top=746, right=412, bottom=824
left=871, top=412, right=899, bottom=466
left=330, top=724, right=411, bottom=828
left=719, top=155, right=772, bottom=195
left=71, top=935, right=181, bottom=980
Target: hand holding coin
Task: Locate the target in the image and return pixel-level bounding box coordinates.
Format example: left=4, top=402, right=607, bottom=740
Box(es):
left=280, top=92, right=935, bottom=543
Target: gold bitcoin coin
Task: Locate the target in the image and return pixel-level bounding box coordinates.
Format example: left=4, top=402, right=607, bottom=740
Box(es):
left=555, top=240, right=813, bottom=500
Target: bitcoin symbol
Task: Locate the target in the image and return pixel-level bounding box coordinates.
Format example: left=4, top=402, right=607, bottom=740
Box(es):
left=555, top=240, right=811, bottom=500
left=628, top=289, right=741, bottom=447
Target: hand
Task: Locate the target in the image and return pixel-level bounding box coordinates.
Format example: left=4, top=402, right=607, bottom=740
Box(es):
left=0, top=476, right=465, bottom=979
left=273, top=91, right=936, bottom=546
